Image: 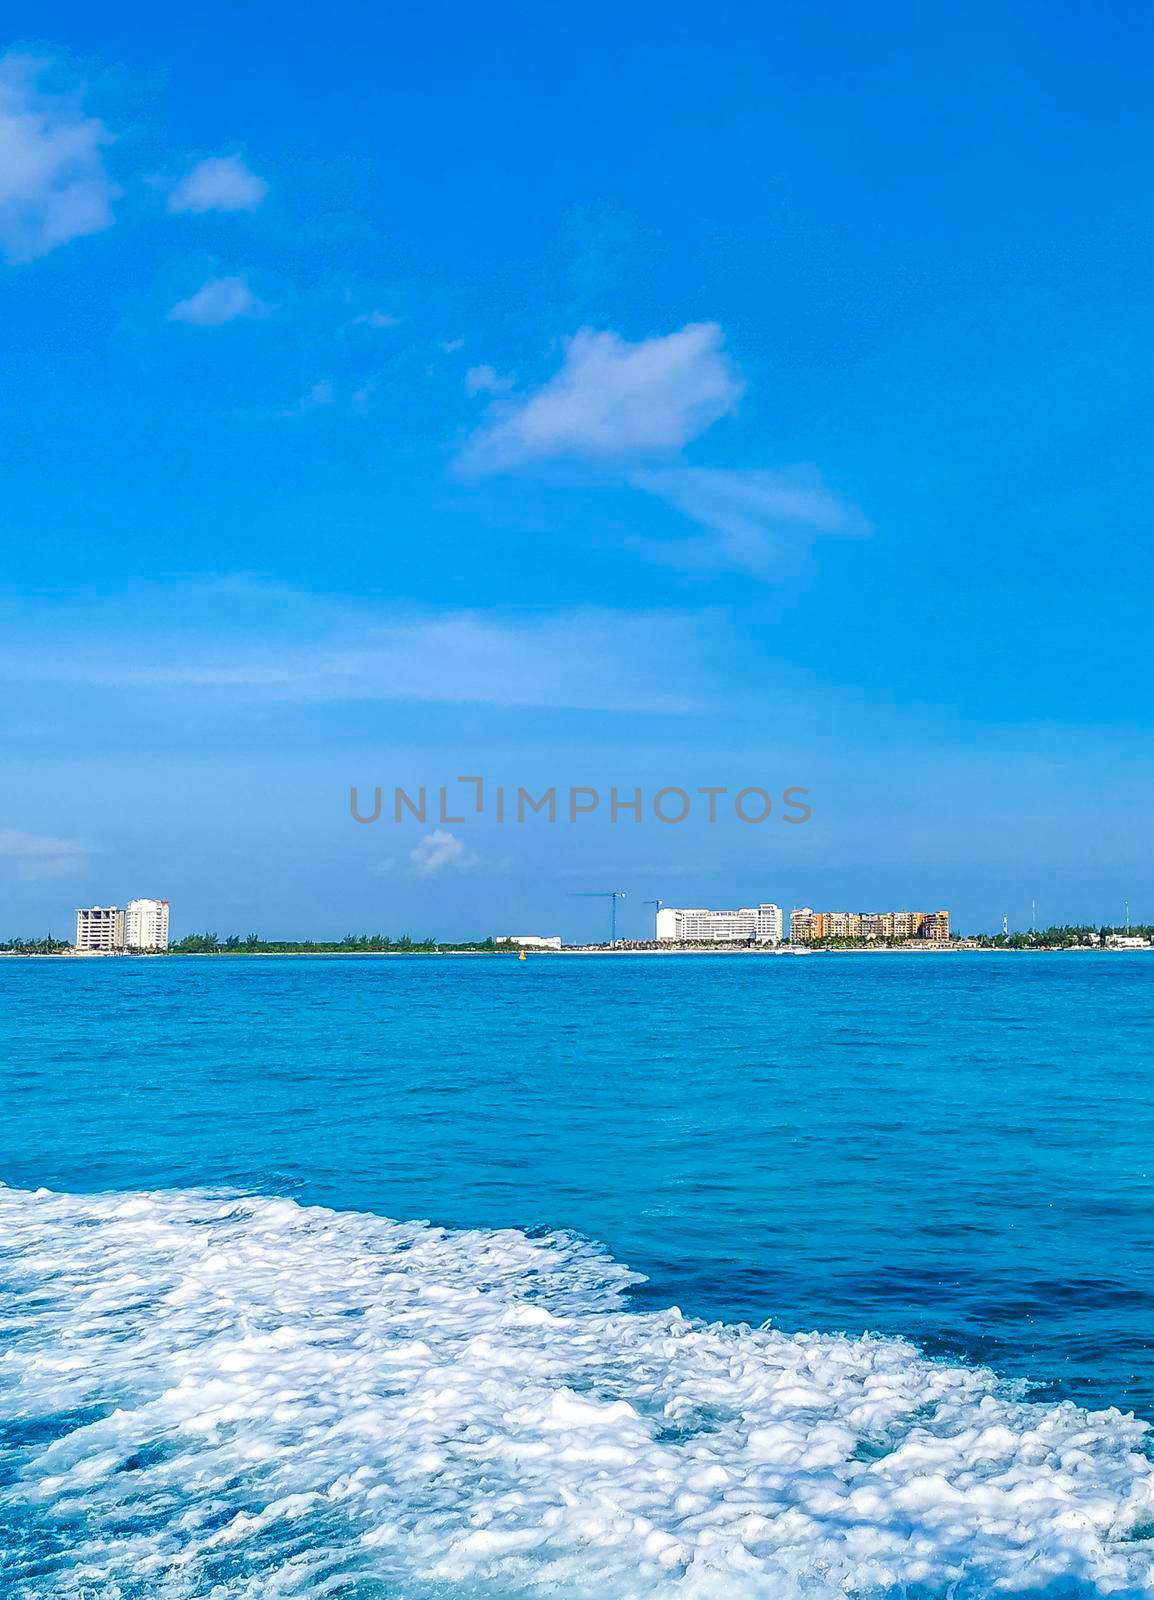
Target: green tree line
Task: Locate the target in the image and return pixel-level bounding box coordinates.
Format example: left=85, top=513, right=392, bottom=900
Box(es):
left=170, top=933, right=506, bottom=954
left=965, top=924, right=1154, bottom=948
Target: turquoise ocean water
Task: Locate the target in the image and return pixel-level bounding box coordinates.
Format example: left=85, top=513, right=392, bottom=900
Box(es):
left=2, top=952, right=1154, bottom=1597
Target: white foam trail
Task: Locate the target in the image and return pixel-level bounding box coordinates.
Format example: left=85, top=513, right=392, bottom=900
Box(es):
left=1, top=1185, right=1152, bottom=1599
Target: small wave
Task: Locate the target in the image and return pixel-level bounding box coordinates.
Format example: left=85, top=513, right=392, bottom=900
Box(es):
left=0, top=1184, right=1151, bottom=1598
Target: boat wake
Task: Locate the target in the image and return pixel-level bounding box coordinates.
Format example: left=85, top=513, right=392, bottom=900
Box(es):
left=1, top=1184, right=1152, bottom=1598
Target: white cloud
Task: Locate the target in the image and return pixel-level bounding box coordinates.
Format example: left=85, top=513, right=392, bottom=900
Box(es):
left=284, top=377, right=381, bottom=416
left=408, top=830, right=481, bottom=878
left=453, top=320, right=866, bottom=582
left=0, top=54, right=118, bottom=263
left=223, top=608, right=715, bottom=713
left=0, top=827, right=87, bottom=880
left=462, top=323, right=742, bottom=471
left=465, top=364, right=515, bottom=397
left=0, top=585, right=718, bottom=714
left=168, top=154, right=267, bottom=214
left=283, top=378, right=336, bottom=414
left=631, top=466, right=868, bottom=579
left=351, top=309, right=399, bottom=329
left=169, top=274, right=265, bottom=326
left=441, top=338, right=465, bottom=353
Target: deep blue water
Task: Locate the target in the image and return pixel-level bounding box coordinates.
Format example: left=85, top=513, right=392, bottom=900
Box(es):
left=3, top=950, right=1152, bottom=1419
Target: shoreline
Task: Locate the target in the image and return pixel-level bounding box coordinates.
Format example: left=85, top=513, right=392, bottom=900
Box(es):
left=3, top=945, right=1149, bottom=961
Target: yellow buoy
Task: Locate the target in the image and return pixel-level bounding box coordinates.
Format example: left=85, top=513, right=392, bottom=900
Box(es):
left=518, top=949, right=527, bottom=960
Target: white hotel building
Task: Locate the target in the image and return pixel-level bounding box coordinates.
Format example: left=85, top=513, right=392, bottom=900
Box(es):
left=655, top=904, right=784, bottom=944
left=74, top=906, right=125, bottom=952
left=75, top=899, right=170, bottom=952
left=125, top=899, right=170, bottom=950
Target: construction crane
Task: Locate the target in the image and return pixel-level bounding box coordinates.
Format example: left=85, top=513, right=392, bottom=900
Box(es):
left=643, top=898, right=664, bottom=939
left=569, top=891, right=627, bottom=946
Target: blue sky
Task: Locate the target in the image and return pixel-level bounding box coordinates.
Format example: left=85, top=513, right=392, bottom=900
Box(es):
left=3, top=0, right=1153, bottom=939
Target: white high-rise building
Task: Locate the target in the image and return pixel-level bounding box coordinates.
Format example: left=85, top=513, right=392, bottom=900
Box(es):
left=124, top=898, right=170, bottom=950
left=75, top=906, right=125, bottom=952
left=655, top=904, right=783, bottom=944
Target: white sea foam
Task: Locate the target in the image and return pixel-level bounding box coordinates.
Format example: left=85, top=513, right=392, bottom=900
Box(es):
left=1, top=1185, right=1152, bottom=1599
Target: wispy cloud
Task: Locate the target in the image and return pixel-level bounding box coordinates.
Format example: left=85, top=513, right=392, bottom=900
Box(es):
left=168, top=153, right=267, bottom=214
left=0, top=53, right=118, bottom=263
left=0, top=827, right=88, bottom=881
left=455, top=320, right=865, bottom=581
left=465, top=364, right=515, bottom=397
left=283, top=377, right=385, bottom=416
left=0, top=582, right=721, bottom=714
left=631, top=466, right=868, bottom=578
left=351, top=309, right=400, bottom=329
left=461, top=323, right=742, bottom=472
left=282, top=378, right=336, bottom=414
left=408, top=830, right=481, bottom=878
left=169, top=274, right=266, bottom=325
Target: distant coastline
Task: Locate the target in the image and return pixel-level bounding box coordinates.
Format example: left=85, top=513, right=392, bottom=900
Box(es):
left=2, top=944, right=1150, bottom=961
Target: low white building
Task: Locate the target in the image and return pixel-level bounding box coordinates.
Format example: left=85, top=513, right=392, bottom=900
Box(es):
left=496, top=935, right=562, bottom=949
left=75, top=906, right=125, bottom=952
left=125, top=898, right=170, bottom=951
left=655, top=904, right=783, bottom=944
